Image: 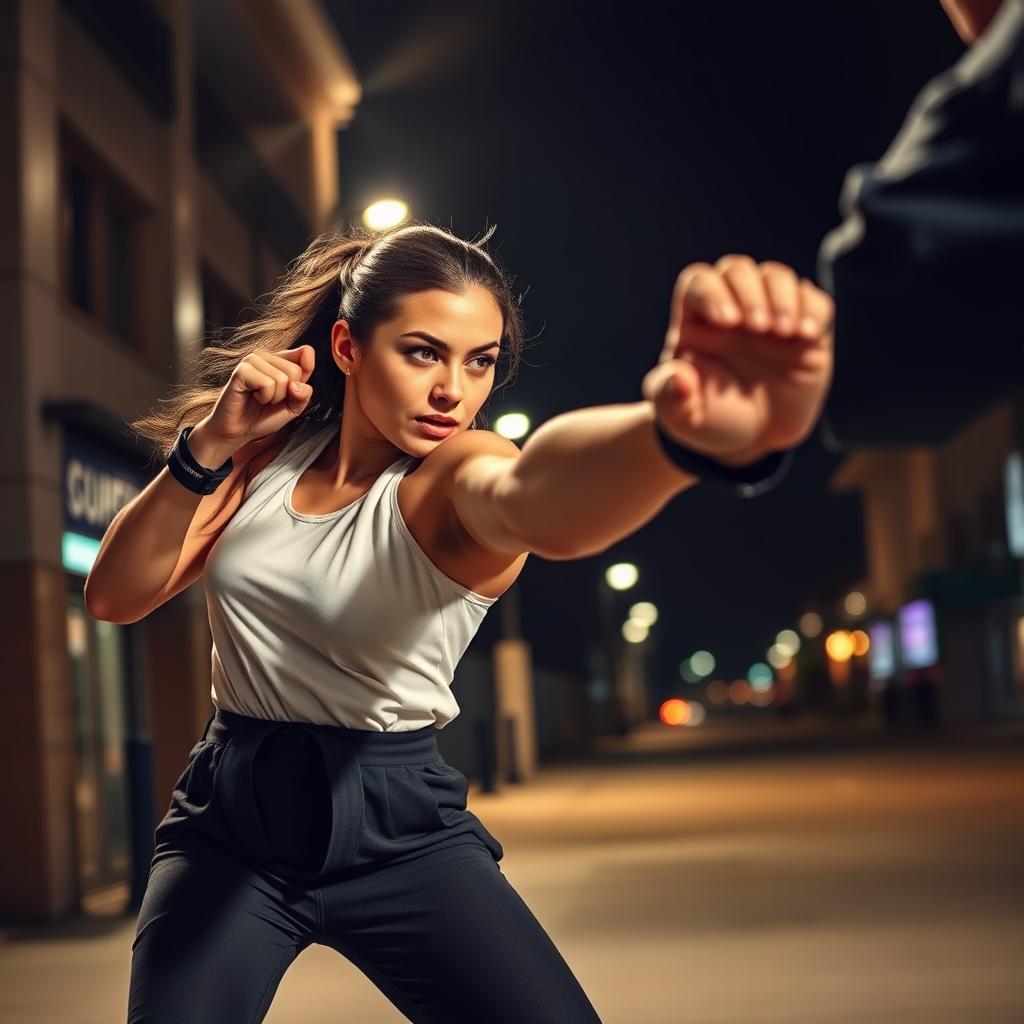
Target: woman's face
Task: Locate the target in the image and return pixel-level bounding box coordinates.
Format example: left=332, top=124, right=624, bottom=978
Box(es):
left=332, top=284, right=504, bottom=456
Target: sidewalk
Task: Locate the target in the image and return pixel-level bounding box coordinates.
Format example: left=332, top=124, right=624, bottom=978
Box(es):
left=2, top=711, right=1021, bottom=1023
left=572, top=709, right=1024, bottom=765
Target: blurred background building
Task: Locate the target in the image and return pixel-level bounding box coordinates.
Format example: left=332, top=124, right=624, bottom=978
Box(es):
left=3, top=0, right=1023, bottom=929
left=827, top=399, right=1024, bottom=728
left=0, top=0, right=358, bottom=923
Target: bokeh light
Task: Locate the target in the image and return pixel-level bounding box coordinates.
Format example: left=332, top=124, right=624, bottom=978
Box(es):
left=659, top=698, right=690, bottom=726
left=825, top=630, right=855, bottom=662
left=605, top=563, right=639, bottom=590
left=629, top=601, right=658, bottom=627
left=494, top=412, right=530, bottom=440
left=775, top=629, right=801, bottom=655
left=844, top=590, right=867, bottom=617
left=622, top=618, right=649, bottom=643
left=690, top=650, right=715, bottom=677
left=706, top=679, right=729, bottom=704
left=362, top=198, right=409, bottom=231
left=851, top=629, right=871, bottom=656
left=799, top=612, right=823, bottom=637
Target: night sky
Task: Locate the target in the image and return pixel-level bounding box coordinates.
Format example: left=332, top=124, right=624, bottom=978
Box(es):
left=322, top=0, right=967, bottom=696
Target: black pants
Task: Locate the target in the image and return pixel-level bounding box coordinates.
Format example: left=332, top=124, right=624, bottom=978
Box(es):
left=128, top=708, right=602, bottom=1023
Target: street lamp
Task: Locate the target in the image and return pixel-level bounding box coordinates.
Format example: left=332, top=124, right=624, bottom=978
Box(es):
left=362, top=198, right=409, bottom=231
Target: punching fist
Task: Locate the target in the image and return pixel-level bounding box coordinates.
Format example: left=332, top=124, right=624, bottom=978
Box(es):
left=642, top=255, right=834, bottom=465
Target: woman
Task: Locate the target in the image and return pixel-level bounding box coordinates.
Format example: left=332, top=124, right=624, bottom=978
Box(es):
left=86, top=223, right=833, bottom=1023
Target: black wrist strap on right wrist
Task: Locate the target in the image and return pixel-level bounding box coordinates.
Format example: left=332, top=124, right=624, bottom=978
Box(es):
left=652, top=418, right=794, bottom=499
left=166, top=426, right=234, bottom=495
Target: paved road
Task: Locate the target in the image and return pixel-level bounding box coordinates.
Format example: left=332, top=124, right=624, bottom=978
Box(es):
left=2, top=717, right=1022, bottom=1023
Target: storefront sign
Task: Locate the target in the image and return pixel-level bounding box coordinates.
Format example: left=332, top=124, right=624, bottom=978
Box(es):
left=62, top=435, right=147, bottom=575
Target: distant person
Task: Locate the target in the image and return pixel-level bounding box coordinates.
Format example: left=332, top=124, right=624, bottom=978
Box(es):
left=818, top=0, right=1024, bottom=449
left=86, top=221, right=833, bottom=1022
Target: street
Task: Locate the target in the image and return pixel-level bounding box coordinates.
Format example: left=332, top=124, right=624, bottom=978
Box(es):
left=2, top=717, right=1022, bottom=1023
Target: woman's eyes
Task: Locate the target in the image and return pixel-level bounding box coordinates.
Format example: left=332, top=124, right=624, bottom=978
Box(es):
left=407, top=346, right=496, bottom=371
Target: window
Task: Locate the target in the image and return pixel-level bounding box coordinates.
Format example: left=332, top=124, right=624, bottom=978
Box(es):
left=200, top=263, right=251, bottom=348
left=60, top=124, right=148, bottom=347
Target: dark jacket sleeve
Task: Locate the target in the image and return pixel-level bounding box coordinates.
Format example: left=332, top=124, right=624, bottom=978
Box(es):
left=817, top=0, right=1024, bottom=450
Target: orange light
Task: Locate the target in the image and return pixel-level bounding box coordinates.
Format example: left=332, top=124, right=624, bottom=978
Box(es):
left=851, top=629, right=871, bottom=656
left=659, top=698, right=691, bottom=726
left=825, top=630, right=854, bottom=662
left=728, top=679, right=751, bottom=705
left=706, top=679, right=729, bottom=705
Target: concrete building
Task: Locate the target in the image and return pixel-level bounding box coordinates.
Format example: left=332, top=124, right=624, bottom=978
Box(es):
left=830, top=397, right=1024, bottom=725
left=1, top=0, right=359, bottom=923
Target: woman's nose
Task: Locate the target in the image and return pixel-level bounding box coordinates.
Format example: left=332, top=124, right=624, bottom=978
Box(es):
left=433, top=371, right=463, bottom=403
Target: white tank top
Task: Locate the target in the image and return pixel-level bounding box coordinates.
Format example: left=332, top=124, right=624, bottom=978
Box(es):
left=203, top=419, right=498, bottom=731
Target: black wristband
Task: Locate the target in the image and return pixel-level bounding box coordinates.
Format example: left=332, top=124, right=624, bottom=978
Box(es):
left=166, top=426, right=234, bottom=495
left=652, top=418, right=794, bottom=498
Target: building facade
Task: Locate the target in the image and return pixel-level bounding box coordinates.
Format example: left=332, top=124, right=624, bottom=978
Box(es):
left=0, top=0, right=359, bottom=923
left=830, top=396, right=1024, bottom=726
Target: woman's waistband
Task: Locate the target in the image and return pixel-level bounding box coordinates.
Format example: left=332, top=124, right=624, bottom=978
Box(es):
left=207, top=706, right=441, bottom=766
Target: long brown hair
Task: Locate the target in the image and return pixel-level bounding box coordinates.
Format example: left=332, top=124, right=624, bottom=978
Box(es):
left=130, top=221, right=530, bottom=527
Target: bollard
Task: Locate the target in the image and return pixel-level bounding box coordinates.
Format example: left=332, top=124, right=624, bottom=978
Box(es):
left=504, top=715, right=520, bottom=783
left=474, top=716, right=497, bottom=794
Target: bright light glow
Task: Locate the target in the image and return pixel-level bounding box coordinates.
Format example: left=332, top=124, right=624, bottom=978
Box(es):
left=494, top=412, right=530, bottom=440
left=751, top=687, right=774, bottom=707
left=629, top=601, right=658, bottom=627
left=622, top=618, right=649, bottom=643
left=826, top=630, right=855, bottom=662
left=63, top=531, right=101, bottom=576
left=799, top=612, right=823, bottom=637
left=775, top=629, right=801, bottom=656
left=605, top=563, right=639, bottom=590
left=659, top=698, right=690, bottom=726
left=844, top=590, right=867, bottom=617
left=362, top=199, right=409, bottom=231
left=690, top=650, right=715, bottom=677
left=767, top=644, right=792, bottom=670
left=851, top=629, right=871, bottom=656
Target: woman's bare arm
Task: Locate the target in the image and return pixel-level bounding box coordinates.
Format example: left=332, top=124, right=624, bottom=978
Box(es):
left=84, top=422, right=256, bottom=624
left=450, top=256, right=833, bottom=562
left=450, top=401, right=699, bottom=561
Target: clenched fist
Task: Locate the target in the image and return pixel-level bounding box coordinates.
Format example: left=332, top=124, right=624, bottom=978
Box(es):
left=642, top=255, right=834, bottom=466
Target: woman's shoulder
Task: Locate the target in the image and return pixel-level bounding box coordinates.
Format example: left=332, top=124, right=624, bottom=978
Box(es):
left=395, top=429, right=528, bottom=602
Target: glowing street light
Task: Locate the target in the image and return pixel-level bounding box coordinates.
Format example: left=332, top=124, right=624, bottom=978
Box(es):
left=494, top=412, right=530, bottom=440
left=605, top=563, right=639, bottom=591
left=690, top=650, right=715, bottom=677
left=363, top=198, right=409, bottom=231
left=825, top=630, right=855, bottom=662
left=622, top=618, right=649, bottom=644
left=775, top=629, right=801, bottom=656
left=629, top=601, right=658, bottom=627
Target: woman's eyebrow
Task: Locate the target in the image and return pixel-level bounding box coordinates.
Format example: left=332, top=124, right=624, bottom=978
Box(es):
left=400, top=331, right=500, bottom=354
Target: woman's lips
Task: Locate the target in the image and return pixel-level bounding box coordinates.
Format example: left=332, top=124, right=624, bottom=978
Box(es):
left=414, top=418, right=457, bottom=439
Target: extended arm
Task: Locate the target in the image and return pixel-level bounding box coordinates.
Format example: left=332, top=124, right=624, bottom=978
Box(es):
left=452, top=401, right=697, bottom=561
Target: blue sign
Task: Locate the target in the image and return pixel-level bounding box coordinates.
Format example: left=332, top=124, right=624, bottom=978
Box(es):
left=63, top=434, right=147, bottom=540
